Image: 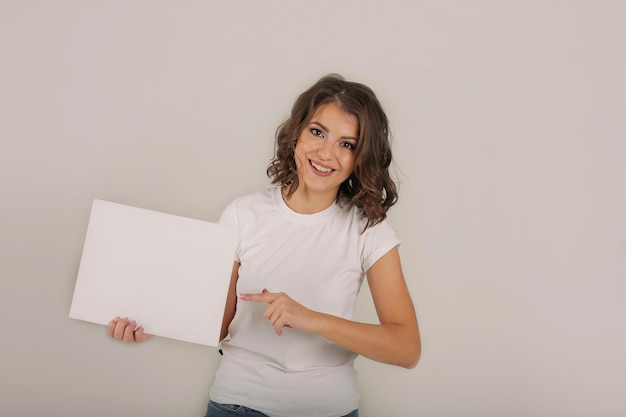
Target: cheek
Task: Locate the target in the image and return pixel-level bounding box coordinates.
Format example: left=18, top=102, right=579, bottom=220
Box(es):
left=339, top=152, right=356, bottom=171
left=295, top=135, right=314, bottom=152
left=294, top=137, right=317, bottom=161
left=293, top=141, right=307, bottom=169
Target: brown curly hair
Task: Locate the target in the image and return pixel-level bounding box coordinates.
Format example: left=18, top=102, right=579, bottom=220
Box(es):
left=266, top=74, right=398, bottom=230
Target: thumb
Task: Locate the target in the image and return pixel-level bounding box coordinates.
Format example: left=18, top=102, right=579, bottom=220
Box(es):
left=134, top=326, right=153, bottom=343
left=262, top=288, right=270, bottom=294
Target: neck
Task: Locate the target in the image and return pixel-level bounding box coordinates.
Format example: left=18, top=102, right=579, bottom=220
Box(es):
left=282, top=185, right=338, bottom=214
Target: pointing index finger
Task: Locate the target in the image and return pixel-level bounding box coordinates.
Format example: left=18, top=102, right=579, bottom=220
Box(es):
left=240, top=289, right=275, bottom=303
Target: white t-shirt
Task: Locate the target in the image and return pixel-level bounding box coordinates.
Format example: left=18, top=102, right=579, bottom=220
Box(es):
left=210, top=187, right=400, bottom=417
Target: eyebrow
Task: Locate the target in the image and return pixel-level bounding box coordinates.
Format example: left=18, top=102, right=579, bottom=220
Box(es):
left=309, top=121, right=358, bottom=141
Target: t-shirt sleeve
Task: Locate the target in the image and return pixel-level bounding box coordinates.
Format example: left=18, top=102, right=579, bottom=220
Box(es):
left=361, top=220, right=401, bottom=272
left=218, top=199, right=241, bottom=263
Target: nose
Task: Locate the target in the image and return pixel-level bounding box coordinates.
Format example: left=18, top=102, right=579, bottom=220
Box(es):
left=316, top=137, right=333, bottom=160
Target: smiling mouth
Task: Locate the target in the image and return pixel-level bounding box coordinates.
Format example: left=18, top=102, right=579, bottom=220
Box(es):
left=310, top=160, right=333, bottom=173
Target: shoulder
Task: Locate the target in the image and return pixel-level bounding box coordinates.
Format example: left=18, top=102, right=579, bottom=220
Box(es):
left=339, top=202, right=395, bottom=235
left=359, top=216, right=401, bottom=272
left=231, top=187, right=275, bottom=208
left=218, top=187, right=278, bottom=226
left=363, top=217, right=397, bottom=240
left=335, top=203, right=399, bottom=244
left=225, top=187, right=277, bottom=209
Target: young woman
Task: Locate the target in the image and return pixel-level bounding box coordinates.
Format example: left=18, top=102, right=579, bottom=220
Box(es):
left=108, top=74, right=421, bottom=417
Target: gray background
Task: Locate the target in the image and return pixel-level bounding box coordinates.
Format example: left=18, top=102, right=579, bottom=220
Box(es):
left=1, top=1, right=625, bottom=416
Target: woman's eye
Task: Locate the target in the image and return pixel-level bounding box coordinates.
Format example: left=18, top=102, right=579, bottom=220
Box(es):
left=341, top=141, right=355, bottom=150
left=310, top=128, right=324, bottom=138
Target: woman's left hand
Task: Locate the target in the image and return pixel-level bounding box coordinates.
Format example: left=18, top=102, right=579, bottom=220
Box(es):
left=239, top=289, right=319, bottom=336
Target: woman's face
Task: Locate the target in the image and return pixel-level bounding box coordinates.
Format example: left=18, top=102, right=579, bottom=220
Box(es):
left=293, top=101, right=359, bottom=199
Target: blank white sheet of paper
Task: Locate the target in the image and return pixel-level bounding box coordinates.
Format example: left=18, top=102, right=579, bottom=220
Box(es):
left=69, top=199, right=238, bottom=346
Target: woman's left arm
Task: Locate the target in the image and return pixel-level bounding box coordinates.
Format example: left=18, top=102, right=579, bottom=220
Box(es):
left=240, top=246, right=421, bottom=368
left=319, top=246, right=420, bottom=368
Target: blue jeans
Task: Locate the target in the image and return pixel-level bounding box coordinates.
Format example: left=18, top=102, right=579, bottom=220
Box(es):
left=205, top=400, right=358, bottom=417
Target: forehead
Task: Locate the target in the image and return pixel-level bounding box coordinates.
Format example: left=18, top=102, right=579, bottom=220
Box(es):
left=310, top=102, right=359, bottom=136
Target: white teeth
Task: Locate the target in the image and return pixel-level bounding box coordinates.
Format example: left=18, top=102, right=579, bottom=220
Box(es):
left=310, top=160, right=333, bottom=173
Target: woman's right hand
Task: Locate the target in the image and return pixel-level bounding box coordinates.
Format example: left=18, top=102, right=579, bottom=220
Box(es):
left=107, top=316, right=153, bottom=344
